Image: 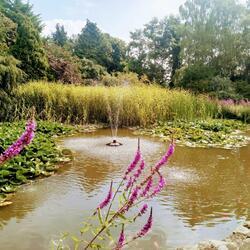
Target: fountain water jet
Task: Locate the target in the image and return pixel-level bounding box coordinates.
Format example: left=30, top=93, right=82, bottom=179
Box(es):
left=106, top=91, right=123, bottom=147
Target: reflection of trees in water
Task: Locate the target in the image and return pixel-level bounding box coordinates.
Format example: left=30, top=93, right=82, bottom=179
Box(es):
left=74, top=155, right=121, bottom=193
left=160, top=144, right=250, bottom=227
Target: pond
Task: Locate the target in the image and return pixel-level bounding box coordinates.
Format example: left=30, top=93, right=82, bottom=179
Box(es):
left=0, top=129, right=249, bottom=249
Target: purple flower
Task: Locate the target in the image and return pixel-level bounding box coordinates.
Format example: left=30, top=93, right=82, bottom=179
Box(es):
left=96, top=181, right=113, bottom=211
left=133, top=159, right=145, bottom=180
left=125, top=176, right=133, bottom=191
left=115, top=225, right=125, bottom=250
left=0, top=119, right=36, bottom=165
left=134, top=207, right=153, bottom=238
left=140, top=177, right=153, bottom=198
left=154, top=143, right=175, bottom=171
left=122, top=186, right=139, bottom=213
left=148, top=174, right=166, bottom=198
left=124, top=149, right=141, bottom=179
left=138, top=204, right=148, bottom=216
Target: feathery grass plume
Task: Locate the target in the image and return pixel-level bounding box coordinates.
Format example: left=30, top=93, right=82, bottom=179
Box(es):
left=0, top=119, right=36, bottom=165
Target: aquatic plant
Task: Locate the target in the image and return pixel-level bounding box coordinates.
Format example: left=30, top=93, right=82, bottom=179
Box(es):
left=13, top=82, right=218, bottom=125
left=53, top=140, right=175, bottom=249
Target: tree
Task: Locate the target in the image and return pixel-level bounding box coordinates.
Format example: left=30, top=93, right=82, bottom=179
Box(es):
left=4, top=0, right=48, bottom=80
left=179, top=0, right=247, bottom=78
left=0, top=12, right=24, bottom=91
left=74, top=20, right=126, bottom=73
left=127, top=16, right=181, bottom=85
left=52, top=23, right=68, bottom=47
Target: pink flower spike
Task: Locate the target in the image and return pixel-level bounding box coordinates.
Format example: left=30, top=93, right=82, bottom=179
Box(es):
left=0, top=119, right=36, bottom=165
left=139, top=204, right=148, bottom=216
left=140, top=177, right=153, bottom=198
left=115, top=225, right=125, bottom=250
left=124, top=150, right=141, bottom=179
left=123, top=139, right=141, bottom=179
left=149, top=174, right=166, bottom=198
left=154, top=142, right=175, bottom=171
left=135, top=207, right=153, bottom=238
left=96, top=181, right=113, bottom=211
left=125, top=177, right=133, bottom=191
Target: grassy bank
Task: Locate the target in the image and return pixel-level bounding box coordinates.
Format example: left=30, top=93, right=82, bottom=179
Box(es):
left=0, top=121, right=73, bottom=206
left=11, top=82, right=219, bottom=126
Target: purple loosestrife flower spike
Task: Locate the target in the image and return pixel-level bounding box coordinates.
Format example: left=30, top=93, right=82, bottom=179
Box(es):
left=124, top=139, right=141, bottom=179
left=154, top=142, right=175, bottom=171
left=125, top=176, right=133, bottom=191
left=96, top=181, right=113, bottom=212
left=133, top=159, right=145, bottom=181
left=149, top=174, right=166, bottom=198
left=140, top=177, right=153, bottom=198
left=122, top=186, right=139, bottom=212
left=0, top=119, right=36, bottom=165
left=134, top=207, right=153, bottom=239
left=115, top=225, right=125, bottom=250
left=138, top=204, right=148, bottom=217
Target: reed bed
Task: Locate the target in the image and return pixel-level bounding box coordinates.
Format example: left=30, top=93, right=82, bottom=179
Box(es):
left=13, top=81, right=218, bottom=126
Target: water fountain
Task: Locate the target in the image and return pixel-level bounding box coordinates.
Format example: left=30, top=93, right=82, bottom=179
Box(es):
left=106, top=91, right=123, bottom=147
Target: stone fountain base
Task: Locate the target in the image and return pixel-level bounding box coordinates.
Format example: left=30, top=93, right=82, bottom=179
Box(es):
left=106, top=139, right=123, bottom=147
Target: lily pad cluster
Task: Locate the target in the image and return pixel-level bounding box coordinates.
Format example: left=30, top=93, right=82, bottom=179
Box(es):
left=0, top=121, right=73, bottom=205
left=136, top=119, right=249, bottom=148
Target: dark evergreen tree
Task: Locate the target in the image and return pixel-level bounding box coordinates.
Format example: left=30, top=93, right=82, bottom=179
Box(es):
left=52, top=23, right=68, bottom=47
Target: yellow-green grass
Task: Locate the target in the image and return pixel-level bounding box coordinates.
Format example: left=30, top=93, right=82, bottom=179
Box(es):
left=14, top=81, right=218, bottom=126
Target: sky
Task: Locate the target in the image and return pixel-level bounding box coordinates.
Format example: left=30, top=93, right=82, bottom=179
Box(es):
left=27, top=0, right=187, bottom=41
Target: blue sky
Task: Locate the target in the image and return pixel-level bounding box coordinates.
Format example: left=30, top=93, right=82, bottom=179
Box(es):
left=28, top=0, right=187, bottom=41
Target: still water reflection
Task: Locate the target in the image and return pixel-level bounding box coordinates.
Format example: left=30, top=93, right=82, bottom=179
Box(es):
left=0, top=129, right=249, bottom=249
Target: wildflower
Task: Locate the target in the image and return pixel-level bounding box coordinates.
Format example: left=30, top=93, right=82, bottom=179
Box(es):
left=140, top=177, right=153, bottom=198
left=134, top=207, right=153, bottom=239
left=96, top=181, right=113, bottom=211
left=138, top=204, right=148, bottom=216
left=148, top=174, right=166, bottom=198
left=125, top=176, right=133, bottom=191
left=133, top=159, right=145, bottom=180
left=0, top=119, right=36, bottom=164
left=114, top=225, right=125, bottom=250
left=154, top=142, right=175, bottom=171
left=124, top=149, right=141, bottom=179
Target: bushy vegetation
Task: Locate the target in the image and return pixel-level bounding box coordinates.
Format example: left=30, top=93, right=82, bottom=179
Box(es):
left=0, top=0, right=249, bottom=102
left=0, top=121, right=72, bottom=205
left=10, top=82, right=218, bottom=126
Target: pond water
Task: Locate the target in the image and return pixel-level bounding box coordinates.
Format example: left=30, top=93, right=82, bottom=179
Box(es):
left=0, top=129, right=249, bottom=249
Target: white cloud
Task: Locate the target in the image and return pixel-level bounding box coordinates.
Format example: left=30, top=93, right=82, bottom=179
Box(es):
left=42, top=19, right=86, bottom=37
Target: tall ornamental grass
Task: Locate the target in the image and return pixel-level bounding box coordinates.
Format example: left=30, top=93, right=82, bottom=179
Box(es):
left=14, top=82, right=218, bottom=126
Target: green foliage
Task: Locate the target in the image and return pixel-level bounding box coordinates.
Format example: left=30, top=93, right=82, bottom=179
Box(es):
left=74, top=20, right=126, bottom=73
left=78, top=58, right=106, bottom=81
left=52, top=23, right=68, bottom=47
left=0, top=12, right=24, bottom=90
left=0, top=55, right=24, bottom=90
left=139, top=119, right=248, bottom=148
left=0, top=121, right=72, bottom=201
left=128, top=16, right=181, bottom=85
